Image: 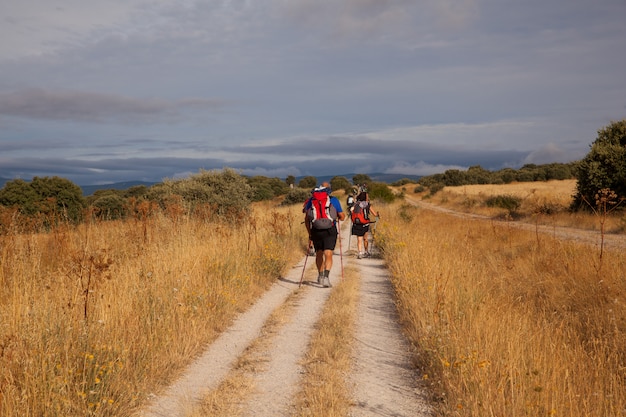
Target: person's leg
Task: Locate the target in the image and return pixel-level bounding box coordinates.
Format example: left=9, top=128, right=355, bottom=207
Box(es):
left=363, top=231, right=369, bottom=255
left=323, top=249, right=333, bottom=271
left=315, top=249, right=324, bottom=283
left=321, top=230, right=338, bottom=287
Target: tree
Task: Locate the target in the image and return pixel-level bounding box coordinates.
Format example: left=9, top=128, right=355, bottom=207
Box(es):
left=329, top=176, right=351, bottom=193
left=298, top=176, right=317, bottom=189
left=0, top=179, right=40, bottom=215
left=0, top=176, right=85, bottom=223
left=31, top=176, right=86, bottom=223
left=285, top=175, right=296, bottom=187
left=352, top=174, right=372, bottom=186
left=573, top=119, right=626, bottom=210
left=93, top=194, right=127, bottom=220
left=367, top=182, right=396, bottom=203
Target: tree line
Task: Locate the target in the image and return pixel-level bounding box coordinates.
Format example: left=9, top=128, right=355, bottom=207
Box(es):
left=1, top=119, right=624, bottom=230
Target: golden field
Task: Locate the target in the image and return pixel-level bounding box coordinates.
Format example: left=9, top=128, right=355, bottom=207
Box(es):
left=409, top=179, right=625, bottom=233
left=1, top=179, right=625, bottom=416
left=0, top=202, right=306, bottom=416
left=378, top=179, right=626, bottom=416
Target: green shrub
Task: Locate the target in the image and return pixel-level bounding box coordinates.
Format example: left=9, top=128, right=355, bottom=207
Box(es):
left=428, top=182, right=445, bottom=196
left=93, top=194, right=127, bottom=220
left=368, top=182, right=396, bottom=203
left=573, top=119, right=626, bottom=210
left=485, top=194, right=522, bottom=211
left=281, top=188, right=310, bottom=206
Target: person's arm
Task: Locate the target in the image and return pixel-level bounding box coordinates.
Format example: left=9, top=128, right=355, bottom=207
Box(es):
left=332, top=197, right=346, bottom=221
left=303, top=199, right=312, bottom=235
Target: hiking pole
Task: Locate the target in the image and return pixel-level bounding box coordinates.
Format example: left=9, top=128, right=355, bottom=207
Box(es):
left=299, top=239, right=312, bottom=287
left=337, top=219, right=344, bottom=281
left=348, top=216, right=353, bottom=252
left=370, top=216, right=379, bottom=252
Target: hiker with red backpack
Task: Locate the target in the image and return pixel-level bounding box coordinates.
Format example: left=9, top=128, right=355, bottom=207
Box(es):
left=350, top=191, right=378, bottom=259
left=303, top=184, right=346, bottom=287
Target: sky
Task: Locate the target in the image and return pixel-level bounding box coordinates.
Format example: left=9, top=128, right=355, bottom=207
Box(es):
left=1, top=0, right=625, bottom=185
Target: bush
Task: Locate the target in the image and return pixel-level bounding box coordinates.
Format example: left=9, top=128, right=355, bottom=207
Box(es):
left=330, top=176, right=351, bottom=193
left=281, top=188, right=311, bottom=206
left=0, top=176, right=85, bottom=224
left=298, top=176, right=317, bottom=189
left=148, top=168, right=252, bottom=220
left=93, top=194, right=127, bottom=220
left=368, top=182, right=396, bottom=203
left=485, top=194, right=522, bottom=211
left=428, top=182, right=445, bottom=196
left=572, top=119, right=626, bottom=210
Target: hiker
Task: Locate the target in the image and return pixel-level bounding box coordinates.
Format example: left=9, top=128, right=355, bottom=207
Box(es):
left=350, top=191, right=378, bottom=259
left=346, top=190, right=356, bottom=212
left=304, top=184, right=346, bottom=287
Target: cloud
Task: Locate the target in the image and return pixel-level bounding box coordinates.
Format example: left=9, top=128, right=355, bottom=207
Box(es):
left=384, top=161, right=468, bottom=176
left=0, top=88, right=229, bottom=123
left=522, top=143, right=585, bottom=165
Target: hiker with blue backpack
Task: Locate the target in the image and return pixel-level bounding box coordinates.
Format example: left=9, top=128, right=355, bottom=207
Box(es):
left=350, top=191, right=379, bottom=259
left=304, top=184, right=346, bottom=287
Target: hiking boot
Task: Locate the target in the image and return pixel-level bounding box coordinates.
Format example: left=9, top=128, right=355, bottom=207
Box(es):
left=364, top=251, right=370, bottom=258
left=357, top=252, right=362, bottom=259
left=323, top=277, right=331, bottom=288
left=317, top=274, right=324, bottom=285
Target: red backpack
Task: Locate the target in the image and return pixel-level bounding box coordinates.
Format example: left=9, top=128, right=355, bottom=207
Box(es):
left=306, top=190, right=338, bottom=229
left=351, top=201, right=370, bottom=225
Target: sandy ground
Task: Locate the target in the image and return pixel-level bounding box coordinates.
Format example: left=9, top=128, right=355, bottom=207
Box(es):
left=138, top=222, right=432, bottom=417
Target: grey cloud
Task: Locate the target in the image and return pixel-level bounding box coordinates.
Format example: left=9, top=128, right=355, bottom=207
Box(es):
left=0, top=88, right=229, bottom=123
left=222, top=136, right=528, bottom=168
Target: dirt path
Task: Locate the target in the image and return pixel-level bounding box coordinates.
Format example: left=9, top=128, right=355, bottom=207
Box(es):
left=138, top=223, right=432, bottom=417
left=404, top=195, right=626, bottom=251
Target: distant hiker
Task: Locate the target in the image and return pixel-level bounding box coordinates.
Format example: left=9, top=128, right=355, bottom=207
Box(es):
left=350, top=191, right=378, bottom=259
left=304, top=184, right=345, bottom=287
left=358, top=183, right=369, bottom=200
left=346, top=190, right=356, bottom=212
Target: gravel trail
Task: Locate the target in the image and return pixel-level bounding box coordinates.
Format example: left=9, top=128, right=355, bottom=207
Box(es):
left=139, top=223, right=433, bottom=417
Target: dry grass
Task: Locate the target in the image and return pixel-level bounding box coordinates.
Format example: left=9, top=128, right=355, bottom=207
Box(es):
left=0, top=201, right=306, bottom=417
left=293, top=267, right=359, bottom=417
left=410, top=179, right=625, bottom=232
left=376, top=200, right=626, bottom=416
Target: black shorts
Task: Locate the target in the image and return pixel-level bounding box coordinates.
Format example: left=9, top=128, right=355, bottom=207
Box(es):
left=310, top=227, right=338, bottom=251
left=351, top=223, right=370, bottom=237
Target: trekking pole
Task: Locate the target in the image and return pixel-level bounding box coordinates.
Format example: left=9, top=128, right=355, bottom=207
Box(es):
left=299, top=239, right=312, bottom=287
left=370, top=216, right=379, bottom=251
left=348, top=229, right=352, bottom=252
left=337, top=219, right=344, bottom=281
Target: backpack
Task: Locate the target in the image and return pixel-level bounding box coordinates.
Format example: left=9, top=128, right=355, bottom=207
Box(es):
left=351, top=201, right=370, bottom=225
left=306, top=190, right=338, bottom=230
left=346, top=195, right=355, bottom=210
